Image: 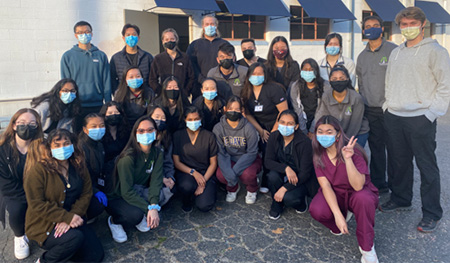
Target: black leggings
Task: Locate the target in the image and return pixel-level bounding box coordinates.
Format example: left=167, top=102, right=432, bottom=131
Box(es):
left=5, top=199, right=27, bottom=237
left=106, top=198, right=145, bottom=228
left=175, top=172, right=217, bottom=212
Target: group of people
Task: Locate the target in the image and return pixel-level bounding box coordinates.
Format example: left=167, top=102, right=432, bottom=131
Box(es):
left=1, top=7, right=449, bottom=263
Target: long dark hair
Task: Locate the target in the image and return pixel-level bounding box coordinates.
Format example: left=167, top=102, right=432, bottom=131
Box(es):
left=225, top=95, right=244, bottom=110
left=201, top=78, right=222, bottom=117
left=31, top=78, right=81, bottom=121
left=312, top=115, right=367, bottom=169
left=241, top=62, right=270, bottom=105
left=324, top=33, right=343, bottom=53
left=159, top=76, right=188, bottom=121
left=78, top=113, right=103, bottom=145
left=298, top=58, right=325, bottom=98
left=99, top=101, right=130, bottom=142
left=266, top=36, right=295, bottom=79
left=114, top=66, right=153, bottom=104
left=147, top=105, right=171, bottom=150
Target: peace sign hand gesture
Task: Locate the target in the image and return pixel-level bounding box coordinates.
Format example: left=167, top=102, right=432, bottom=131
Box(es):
left=342, top=136, right=357, bottom=160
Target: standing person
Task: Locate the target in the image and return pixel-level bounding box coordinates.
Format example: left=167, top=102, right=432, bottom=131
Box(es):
left=379, top=7, right=450, bottom=232
left=207, top=42, right=247, bottom=99
left=107, top=116, right=164, bottom=243
left=213, top=95, right=262, bottom=204
left=173, top=106, right=218, bottom=212
left=187, top=15, right=230, bottom=99
left=31, top=79, right=81, bottom=135
left=0, top=109, right=43, bottom=260
left=237, top=38, right=266, bottom=68
left=356, top=16, right=397, bottom=193
left=266, top=36, right=300, bottom=91
left=265, top=110, right=315, bottom=220
left=149, top=28, right=195, bottom=97
left=60, top=21, right=111, bottom=130
left=114, top=66, right=155, bottom=126
left=318, top=33, right=356, bottom=87
left=309, top=115, right=379, bottom=263
left=24, top=129, right=104, bottom=263
left=110, top=24, right=154, bottom=94
left=193, top=78, right=225, bottom=131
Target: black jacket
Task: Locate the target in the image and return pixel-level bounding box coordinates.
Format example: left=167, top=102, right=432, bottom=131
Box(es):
left=110, top=46, right=154, bottom=94
left=80, top=133, right=105, bottom=194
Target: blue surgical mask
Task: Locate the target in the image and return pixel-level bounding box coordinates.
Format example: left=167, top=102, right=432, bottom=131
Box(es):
left=60, top=92, right=76, bottom=104
left=301, top=71, right=316, bottom=83
left=278, top=124, right=295, bottom=137
left=51, top=145, right=74, bottom=161
left=203, top=91, right=217, bottom=100
left=316, top=135, right=336, bottom=148
left=204, top=25, right=216, bottom=37
left=127, top=78, right=144, bottom=89
left=88, top=128, right=105, bottom=141
left=125, top=35, right=139, bottom=47
left=77, top=33, right=92, bottom=44
left=136, top=132, right=156, bottom=145
left=249, top=75, right=264, bottom=86
left=364, top=27, right=383, bottom=40
left=325, top=46, right=340, bottom=56
left=186, top=120, right=202, bottom=132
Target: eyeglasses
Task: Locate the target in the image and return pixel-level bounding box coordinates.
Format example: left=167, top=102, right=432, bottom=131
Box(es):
left=16, top=121, right=38, bottom=128
left=136, top=127, right=155, bottom=134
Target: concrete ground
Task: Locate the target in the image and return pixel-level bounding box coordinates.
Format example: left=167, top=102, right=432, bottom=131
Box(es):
left=1, top=112, right=450, bottom=263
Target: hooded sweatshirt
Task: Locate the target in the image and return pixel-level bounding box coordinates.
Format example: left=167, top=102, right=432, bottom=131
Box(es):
left=383, top=38, right=450, bottom=122
left=61, top=44, right=112, bottom=107
left=212, top=115, right=259, bottom=187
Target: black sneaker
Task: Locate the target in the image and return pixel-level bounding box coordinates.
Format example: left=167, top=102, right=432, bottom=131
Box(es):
left=295, top=197, right=308, bottom=214
left=181, top=204, right=193, bottom=213
left=377, top=187, right=390, bottom=194
left=417, top=217, right=440, bottom=233
left=379, top=200, right=412, bottom=212
left=269, top=210, right=281, bottom=220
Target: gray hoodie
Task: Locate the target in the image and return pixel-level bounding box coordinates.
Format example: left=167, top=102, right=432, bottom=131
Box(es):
left=383, top=38, right=450, bottom=122
left=212, top=115, right=259, bottom=187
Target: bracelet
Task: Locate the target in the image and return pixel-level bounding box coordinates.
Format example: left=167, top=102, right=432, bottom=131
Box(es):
left=148, top=204, right=161, bottom=212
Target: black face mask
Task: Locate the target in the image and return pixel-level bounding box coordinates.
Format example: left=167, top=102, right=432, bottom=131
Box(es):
left=243, top=49, right=255, bottom=60
left=16, top=125, right=38, bottom=140
left=225, top=111, right=242, bottom=122
left=165, top=89, right=180, bottom=100
left=154, top=119, right=167, bottom=131
left=219, top=59, right=233, bottom=70
left=163, top=41, right=177, bottom=50
left=105, top=114, right=122, bottom=126
left=330, top=80, right=349, bottom=93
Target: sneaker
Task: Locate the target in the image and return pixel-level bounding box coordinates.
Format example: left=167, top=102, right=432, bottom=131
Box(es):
left=182, top=204, right=193, bottom=213
left=346, top=211, right=353, bottom=222
left=330, top=229, right=343, bottom=236
left=135, top=215, right=151, bottom=232
left=36, top=258, right=40, bottom=263
left=295, top=197, right=308, bottom=214
left=379, top=200, right=412, bottom=213
left=108, top=216, right=127, bottom=243
left=417, top=217, right=440, bottom=233
left=14, top=235, right=30, bottom=259
left=269, top=210, right=281, bottom=220
left=245, top=191, right=257, bottom=204
left=259, top=187, right=269, bottom=194
left=359, top=245, right=379, bottom=263
left=226, top=184, right=240, bottom=203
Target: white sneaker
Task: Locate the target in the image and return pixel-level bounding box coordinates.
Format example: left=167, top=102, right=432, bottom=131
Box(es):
left=259, top=187, right=269, bottom=194
left=226, top=184, right=240, bottom=202
left=108, top=216, right=127, bottom=243
left=245, top=191, right=257, bottom=204
left=360, top=245, right=379, bottom=263
left=346, top=211, right=354, bottom=222
left=14, top=235, right=30, bottom=259
left=135, top=215, right=151, bottom=232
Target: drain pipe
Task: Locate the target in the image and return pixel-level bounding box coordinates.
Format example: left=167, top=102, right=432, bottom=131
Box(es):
left=350, top=0, right=356, bottom=60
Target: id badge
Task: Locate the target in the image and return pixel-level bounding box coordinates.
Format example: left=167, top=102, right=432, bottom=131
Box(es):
left=98, top=178, right=105, bottom=187
left=255, top=105, right=263, bottom=112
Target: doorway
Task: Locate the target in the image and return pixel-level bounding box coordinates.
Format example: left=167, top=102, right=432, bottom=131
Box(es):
left=158, top=14, right=190, bottom=53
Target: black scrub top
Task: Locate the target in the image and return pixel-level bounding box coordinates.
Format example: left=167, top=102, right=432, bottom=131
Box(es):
left=277, top=141, right=298, bottom=174
left=59, top=164, right=84, bottom=212
left=193, top=96, right=225, bottom=132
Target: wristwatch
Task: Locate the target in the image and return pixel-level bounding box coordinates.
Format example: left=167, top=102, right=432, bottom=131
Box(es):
left=189, top=169, right=195, bottom=176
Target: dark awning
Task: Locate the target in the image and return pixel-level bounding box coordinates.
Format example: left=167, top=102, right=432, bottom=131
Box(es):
left=154, top=0, right=220, bottom=11
left=221, top=0, right=290, bottom=17
left=416, top=0, right=450, bottom=24
left=365, top=0, right=405, bottom=22
left=296, top=0, right=356, bottom=20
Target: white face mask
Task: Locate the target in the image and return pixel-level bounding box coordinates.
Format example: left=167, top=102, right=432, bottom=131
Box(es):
left=401, top=26, right=421, bottom=41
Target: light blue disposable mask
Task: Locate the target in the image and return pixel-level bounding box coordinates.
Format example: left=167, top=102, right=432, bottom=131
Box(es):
left=77, top=33, right=92, bottom=44
left=204, top=25, right=216, bottom=37
left=325, top=46, right=340, bottom=56
left=60, top=92, right=76, bottom=104
left=127, top=78, right=144, bottom=89
left=249, top=75, right=264, bottom=86
left=88, top=128, right=106, bottom=141
left=301, top=70, right=316, bottom=83
left=125, top=35, right=139, bottom=47
left=316, top=135, right=336, bottom=148
left=51, top=144, right=74, bottom=161
left=203, top=91, right=217, bottom=100
left=186, top=120, right=202, bottom=132
left=278, top=124, right=295, bottom=137
left=136, top=132, right=156, bottom=145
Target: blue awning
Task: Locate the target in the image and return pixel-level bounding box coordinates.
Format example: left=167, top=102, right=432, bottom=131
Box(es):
left=416, top=1, right=450, bottom=24
left=296, top=0, right=356, bottom=20
left=154, top=0, right=220, bottom=11
left=221, top=0, right=290, bottom=17
left=365, top=0, right=405, bottom=22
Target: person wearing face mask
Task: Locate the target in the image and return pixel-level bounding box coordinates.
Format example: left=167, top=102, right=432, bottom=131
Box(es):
left=110, top=24, right=154, bottom=94
left=318, top=33, right=356, bottom=87
left=356, top=16, right=397, bottom=195
left=213, top=96, right=261, bottom=204
left=193, top=78, right=225, bottom=131
left=173, top=106, right=218, bottom=212
left=311, top=66, right=369, bottom=147
left=114, top=66, right=155, bottom=126
left=380, top=7, right=450, bottom=233
left=309, top=115, right=379, bottom=263
left=0, top=109, right=43, bottom=260
left=207, top=43, right=247, bottom=99
left=236, top=38, right=267, bottom=68
left=265, top=110, right=317, bottom=220
left=61, top=21, right=111, bottom=124
left=106, top=116, right=164, bottom=243
left=149, top=28, right=195, bottom=97
left=24, top=129, right=104, bottom=262
left=31, top=79, right=81, bottom=135
left=187, top=15, right=230, bottom=100
left=266, top=36, right=300, bottom=91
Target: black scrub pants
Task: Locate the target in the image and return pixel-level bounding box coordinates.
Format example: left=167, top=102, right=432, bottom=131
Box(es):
left=5, top=199, right=27, bottom=236
left=176, top=172, right=217, bottom=212
left=106, top=198, right=144, bottom=228
left=267, top=170, right=307, bottom=213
